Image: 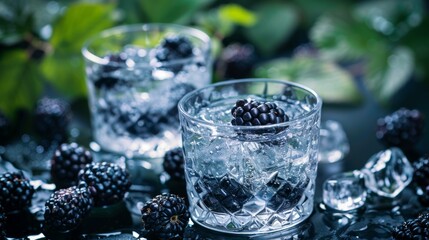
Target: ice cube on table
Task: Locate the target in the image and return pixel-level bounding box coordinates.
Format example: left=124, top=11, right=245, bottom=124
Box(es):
left=323, top=170, right=367, bottom=211
left=318, top=120, right=350, bottom=163
left=361, top=148, right=413, bottom=198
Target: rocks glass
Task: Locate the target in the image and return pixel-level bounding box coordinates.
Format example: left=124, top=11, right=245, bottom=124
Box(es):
left=179, top=79, right=322, bottom=233
left=82, top=24, right=211, bottom=159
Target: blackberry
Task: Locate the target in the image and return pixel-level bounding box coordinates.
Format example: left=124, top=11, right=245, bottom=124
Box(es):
left=0, top=110, right=12, bottom=145
left=155, top=36, right=194, bottom=62
left=34, top=97, right=72, bottom=142
left=0, top=172, right=34, bottom=213
left=217, top=43, right=256, bottom=79
left=392, top=213, right=429, bottom=239
left=44, top=183, right=94, bottom=232
left=376, top=108, right=424, bottom=150
left=0, top=206, right=5, bottom=239
left=51, top=142, right=93, bottom=188
left=231, top=99, right=289, bottom=126
left=141, top=193, right=189, bottom=239
left=78, top=162, right=131, bottom=207
left=413, top=155, right=429, bottom=190
left=94, top=53, right=127, bottom=89
left=163, top=147, right=185, bottom=180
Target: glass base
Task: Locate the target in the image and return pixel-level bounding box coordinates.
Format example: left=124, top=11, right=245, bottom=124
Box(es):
left=189, top=196, right=314, bottom=235
left=190, top=205, right=313, bottom=235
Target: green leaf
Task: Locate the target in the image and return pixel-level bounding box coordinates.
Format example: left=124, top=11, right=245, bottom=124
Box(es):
left=50, top=3, right=115, bottom=52
left=366, top=47, right=414, bottom=103
left=244, top=3, right=298, bottom=55
left=310, top=14, right=386, bottom=61
left=41, top=52, right=86, bottom=98
left=139, top=0, right=212, bottom=24
left=255, top=56, right=362, bottom=104
left=0, top=50, right=43, bottom=117
left=218, top=4, right=256, bottom=27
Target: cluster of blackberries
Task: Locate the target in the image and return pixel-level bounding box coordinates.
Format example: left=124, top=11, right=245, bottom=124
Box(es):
left=44, top=160, right=131, bottom=235
left=392, top=213, right=429, bottom=239
left=231, top=99, right=289, bottom=126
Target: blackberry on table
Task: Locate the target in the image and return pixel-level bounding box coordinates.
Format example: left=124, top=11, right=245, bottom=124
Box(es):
left=163, top=147, right=185, bottom=180
left=141, top=193, right=189, bottom=239
left=0, top=172, right=34, bottom=213
left=78, top=162, right=131, bottom=207
left=217, top=43, right=256, bottom=79
left=231, top=99, right=289, bottom=126
left=34, top=97, right=72, bottom=142
left=44, top=183, right=94, bottom=232
left=392, top=212, right=429, bottom=239
left=51, top=142, right=93, bottom=188
left=0, top=110, right=12, bottom=145
left=376, top=108, right=424, bottom=150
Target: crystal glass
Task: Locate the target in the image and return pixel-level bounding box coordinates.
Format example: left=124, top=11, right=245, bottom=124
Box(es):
left=178, top=79, right=322, bottom=234
left=82, top=24, right=211, bottom=159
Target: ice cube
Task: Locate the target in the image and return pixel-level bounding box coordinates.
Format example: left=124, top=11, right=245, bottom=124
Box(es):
left=323, top=170, right=367, bottom=211
left=361, top=148, right=413, bottom=198
left=318, top=120, right=350, bottom=163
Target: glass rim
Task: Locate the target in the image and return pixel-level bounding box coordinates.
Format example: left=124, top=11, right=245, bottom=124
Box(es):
left=178, top=78, right=323, bottom=130
left=81, top=23, right=211, bottom=68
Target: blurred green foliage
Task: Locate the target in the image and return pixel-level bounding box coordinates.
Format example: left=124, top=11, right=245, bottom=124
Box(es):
left=0, top=0, right=427, bottom=118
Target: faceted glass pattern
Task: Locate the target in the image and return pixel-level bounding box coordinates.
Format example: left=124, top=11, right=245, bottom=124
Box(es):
left=179, top=79, right=322, bottom=234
